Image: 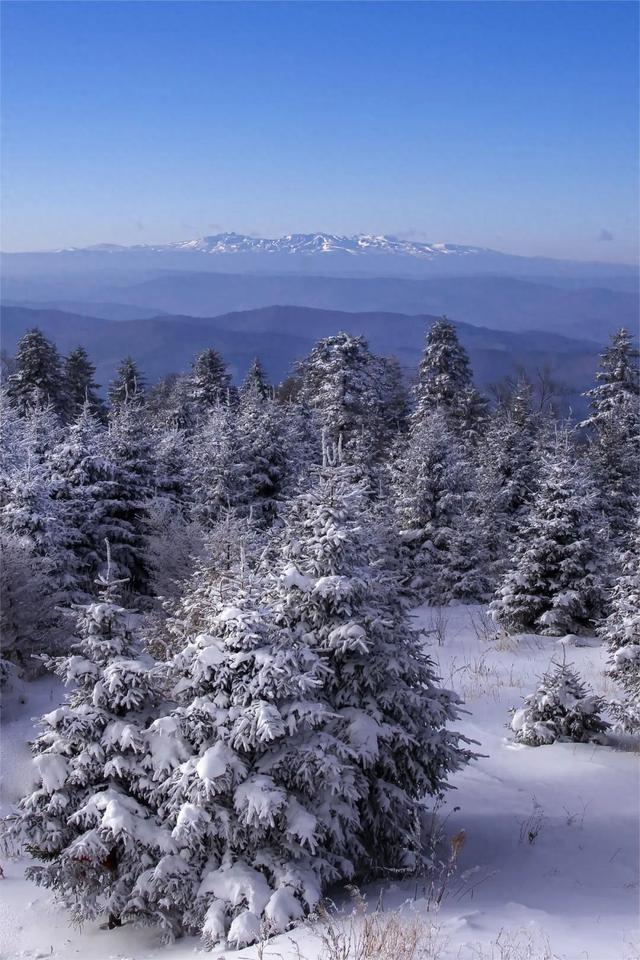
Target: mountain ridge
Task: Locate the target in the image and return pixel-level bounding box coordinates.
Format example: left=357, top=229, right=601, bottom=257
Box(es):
left=3, top=232, right=635, bottom=280
left=1, top=303, right=604, bottom=417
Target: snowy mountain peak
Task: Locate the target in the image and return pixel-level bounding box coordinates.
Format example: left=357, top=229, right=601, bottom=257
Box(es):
left=48, top=232, right=491, bottom=261
left=163, top=232, right=489, bottom=260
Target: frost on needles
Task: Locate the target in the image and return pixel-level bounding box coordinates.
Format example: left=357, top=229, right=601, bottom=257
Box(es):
left=129, top=458, right=473, bottom=947
left=2, top=556, right=172, bottom=932
left=2, top=458, right=472, bottom=949
left=511, top=659, right=609, bottom=747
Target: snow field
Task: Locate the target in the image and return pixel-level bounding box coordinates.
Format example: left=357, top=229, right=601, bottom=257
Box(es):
left=1, top=605, right=637, bottom=960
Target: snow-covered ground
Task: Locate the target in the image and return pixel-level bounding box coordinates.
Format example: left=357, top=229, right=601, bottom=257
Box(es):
left=1, top=606, right=638, bottom=960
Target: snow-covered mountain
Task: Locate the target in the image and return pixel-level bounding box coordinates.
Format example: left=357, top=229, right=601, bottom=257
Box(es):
left=5, top=232, right=635, bottom=282
left=61, top=232, right=489, bottom=259
left=165, top=232, right=488, bottom=260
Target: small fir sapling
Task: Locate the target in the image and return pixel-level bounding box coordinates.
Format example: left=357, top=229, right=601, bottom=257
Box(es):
left=511, top=659, right=609, bottom=746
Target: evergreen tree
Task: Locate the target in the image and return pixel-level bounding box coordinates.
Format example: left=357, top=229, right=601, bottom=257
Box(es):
left=491, top=433, right=606, bottom=636
left=234, top=389, right=288, bottom=526
left=0, top=399, right=78, bottom=627
left=20, top=395, right=65, bottom=461
left=584, top=328, right=640, bottom=420
left=190, top=404, right=239, bottom=530
left=130, top=456, right=470, bottom=947
left=108, top=357, right=145, bottom=410
left=412, top=317, right=488, bottom=445
left=146, top=374, right=197, bottom=432
left=511, top=660, right=608, bottom=746
left=391, top=411, right=487, bottom=602
left=474, top=380, right=543, bottom=584
left=62, top=346, right=106, bottom=423
left=263, top=459, right=472, bottom=878
left=375, top=355, right=409, bottom=437
left=6, top=328, right=64, bottom=416
left=191, top=348, right=233, bottom=413
left=134, top=562, right=346, bottom=948
left=280, top=400, right=323, bottom=498
left=100, top=404, right=154, bottom=594
left=415, top=318, right=472, bottom=413
left=297, top=333, right=382, bottom=460
left=581, top=328, right=640, bottom=549
left=599, top=512, right=640, bottom=732
left=47, top=403, right=111, bottom=599
left=0, top=531, right=62, bottom=671
left=241, top=357, right=270, bottom=400
left=0, top=390, right=28, bottom=508
left=147, top=427, right=202, bottom=604
left=456, top=384, right=491, bottom=447
left=152, top=426, right=193, bottom=515
left=2, top=559, right=172, bottom=932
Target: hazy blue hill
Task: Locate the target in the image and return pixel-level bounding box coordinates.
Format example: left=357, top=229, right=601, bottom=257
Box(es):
left=114, top=272, right=636, bottom=340
left=1, top=306, right=311, bottom=385
left=1, top=300, right=170, bottom=322
left=2, top=303, right=603, bottom=415
left=13, top=271, right=631, bottom=342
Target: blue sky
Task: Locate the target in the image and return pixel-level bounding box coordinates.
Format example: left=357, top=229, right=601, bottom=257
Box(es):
left=1, top=1, right=638, bottom=262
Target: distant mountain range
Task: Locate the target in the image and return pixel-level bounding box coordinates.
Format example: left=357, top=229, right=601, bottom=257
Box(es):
left=4, top=272, right=636, bottom=342
left=2, top=303, right=604, bottom=416
left=61, top=233, right=489, bottom=260
left=3, top=231, right=636, bottom=280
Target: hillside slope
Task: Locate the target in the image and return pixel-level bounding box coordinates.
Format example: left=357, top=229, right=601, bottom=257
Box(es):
left=2, top=303, right=602, bottom=412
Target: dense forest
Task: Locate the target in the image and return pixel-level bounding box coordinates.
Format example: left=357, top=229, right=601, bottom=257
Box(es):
left=1, top=318, right=638, bottom=948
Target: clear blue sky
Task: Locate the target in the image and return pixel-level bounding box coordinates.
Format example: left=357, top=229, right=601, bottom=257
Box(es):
left=1, top=1, right=638, bottom=262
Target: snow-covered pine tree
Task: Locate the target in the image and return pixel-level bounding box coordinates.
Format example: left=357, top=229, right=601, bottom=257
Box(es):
left=297, top=333, right=385, bottom=471
left=375, top=355, right=409, bottom=438
left=415, top=317, right=473, bottom=414
left=62, top=346, right=106, bottom=423
left=280, top=399, right=323, bottom=499
left=132, top=558, right=354, bottom=948
left=0, top=530, right=62, bottom=671
left=474, top=378, right=543, bottom=584
left=511, top=660, right=608, bottom=746
left=413, top=317, right=488, bottom=444
left=151, top=425, right=193, bottom=516
left=47, top=402, right=114, bottom=600
left=146, top=373, right=198, bottom=432
left=263, top=451, right=472, bottom=879
left=20, top=393, right=66, bottom=462
left=6, top=328, right=65, bottom=417
left=190, top=403, right=239, bottom=530
left=144, top=423, right=202, bottom=601
left=455, top=384, right=491, bottom=447
left=599, top=511, right=640, bottom=732
left=581, top=328, right=640, bottom=551
left=130, top=447, right=470, bottom=948
left=391, top=410, right=487, bottom=602
left=155, top=505, right=262, bottom=661
left=234, top=386, right=288, bottom=526
left=0, top=398, right=75, bottom=646
left=108, top=357, right=145, bottom=410
left=241, top=357, right=270, bottom=400
left=100, top=402, right=154, bottom=594
left=2, top=554, right=173, bottom=932
left=0, top=389, right=28, bottom=508
left=191, top=348, right=233, bottom=415
left=1, top=402, right=77, bottom=591
left=491, top=431, right=606, bottom=636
